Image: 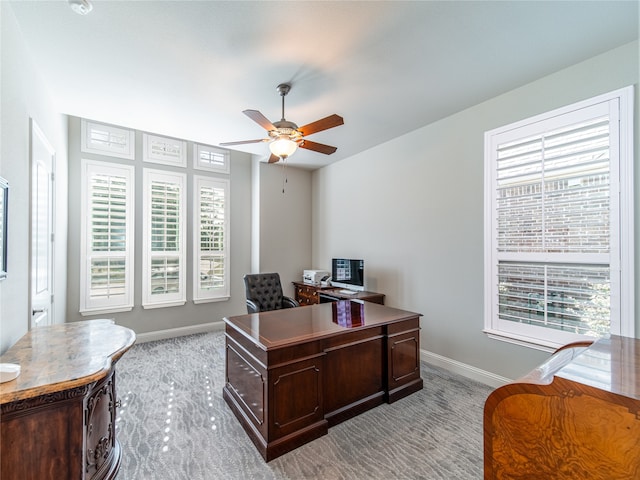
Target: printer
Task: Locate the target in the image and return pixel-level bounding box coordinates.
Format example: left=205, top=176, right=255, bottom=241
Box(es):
left=303, top=270, right=331, bottom=286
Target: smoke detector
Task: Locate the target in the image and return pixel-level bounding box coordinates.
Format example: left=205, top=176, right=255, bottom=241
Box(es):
left=68, top=0, right=93, bottom=15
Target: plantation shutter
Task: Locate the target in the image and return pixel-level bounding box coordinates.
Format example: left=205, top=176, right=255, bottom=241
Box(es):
left=193, top=176, right=229, bottom=302
left=489, top=98, right=622, bottom=344
left=496, top=115, right=610, bottom=255
left=81, top=161, right=134, bottom=313
left=143, top=170, right=186, bottom=308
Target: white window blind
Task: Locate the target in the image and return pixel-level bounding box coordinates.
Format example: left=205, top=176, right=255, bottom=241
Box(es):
left=81, top=120, right=135, bottom=159
left=484, top=87, right=634, bottom=350
left=142, top=169, right=186, bottom=308
left=194, top=144, right=230, bottom=174
left=80, top=160, right=134, bottom=314
left=193, top=176, right=229, bottom=303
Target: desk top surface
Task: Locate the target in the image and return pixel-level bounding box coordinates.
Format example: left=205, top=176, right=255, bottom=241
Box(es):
left=292, top=282, right=384, bottom=300
left=518, top=335, right=640, bottom=401
left=224, top=300, right=421, bottom=350
left=0, top=320, right=136, bottom=404
left=554, top=335, right=640, bottom=400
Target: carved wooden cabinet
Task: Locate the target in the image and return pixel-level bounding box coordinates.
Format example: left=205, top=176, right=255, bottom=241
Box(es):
left=0, top=320, right=135, bottom=480
left=85, top=371, right=119, bottom=478
left=484, top=335, right=640, bottom=479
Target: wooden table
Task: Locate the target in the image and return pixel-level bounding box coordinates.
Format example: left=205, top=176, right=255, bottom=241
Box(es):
left=292, top=281, right=385, bottom=305
left=223, top=300, right=423, bottom=461
left=0, top=320, right=135, bottom=480
left=484, top=335, right=640, bottom=479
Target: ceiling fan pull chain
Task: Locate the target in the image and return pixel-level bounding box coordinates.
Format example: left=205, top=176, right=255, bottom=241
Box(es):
left=281, top=159, right=288, bottom=193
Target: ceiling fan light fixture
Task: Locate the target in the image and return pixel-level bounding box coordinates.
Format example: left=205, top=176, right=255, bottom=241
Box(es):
left=68, top=0, right=93, bottom=15
left=269, top=136, right=298, bottom=159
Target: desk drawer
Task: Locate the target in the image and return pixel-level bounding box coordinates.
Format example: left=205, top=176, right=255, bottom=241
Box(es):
left=295, top=284, right=318, bottom=305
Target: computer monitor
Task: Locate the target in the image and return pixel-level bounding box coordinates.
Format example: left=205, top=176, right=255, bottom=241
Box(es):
left=331, top=258, right=364, bottom=291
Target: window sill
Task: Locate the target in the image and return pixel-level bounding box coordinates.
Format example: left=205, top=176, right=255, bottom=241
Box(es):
left=483, top=329, right=560, bottom=353
left=193, top=296, right=230, bottom=305
left=142, top=300, right=186, bottom=310
left=80, top=305, right=133, bottom=316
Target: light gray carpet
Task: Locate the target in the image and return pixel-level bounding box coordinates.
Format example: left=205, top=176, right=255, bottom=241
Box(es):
left=114, top=331, right=493, bottom=479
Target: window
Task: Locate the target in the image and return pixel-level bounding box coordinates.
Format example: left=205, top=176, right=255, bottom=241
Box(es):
left=80, top=160, right=134, bottom=314
left=143, top=133, right=187, bottom=167
left=142, top=169, right=186, bottom=309
left=484, top=87, right=634, bottom=350
left=193, top=176, right=230, bottom=303
left=81, top=120, right=135, bottom=159
left=193, top=144, right=230, bottom=174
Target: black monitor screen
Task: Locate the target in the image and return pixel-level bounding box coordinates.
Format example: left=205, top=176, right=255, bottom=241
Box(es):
left=332, top=259, right=364, bottom=288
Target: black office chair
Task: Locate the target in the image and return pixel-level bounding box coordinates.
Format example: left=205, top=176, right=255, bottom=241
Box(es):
left=243, top=272, right=300, bottom=314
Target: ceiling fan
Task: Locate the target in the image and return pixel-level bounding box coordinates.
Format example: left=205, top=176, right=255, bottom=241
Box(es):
left=220, top=83, right=344, bottom=163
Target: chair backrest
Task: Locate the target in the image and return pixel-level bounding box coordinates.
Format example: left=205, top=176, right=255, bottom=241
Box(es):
left=244, top=273, right=285, bottom=312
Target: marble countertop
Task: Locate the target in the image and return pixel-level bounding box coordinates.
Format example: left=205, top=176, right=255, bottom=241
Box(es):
left=0, top=320, right=136, bottom=404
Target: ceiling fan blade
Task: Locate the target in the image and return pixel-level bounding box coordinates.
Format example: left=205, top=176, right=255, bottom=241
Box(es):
left=300, top=139, right=338, bottom=155
left=243, top=109, right=276, bottom=131
left=268, top=154, right=280, bottom=163
left=219, top=138, right=269, bottom=146
left=298, top=114, right=344, bottom=136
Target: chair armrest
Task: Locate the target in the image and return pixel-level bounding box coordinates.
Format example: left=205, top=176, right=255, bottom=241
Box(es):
left=246, top=299, right=259, bottom=314
left=282, top=296, right=300, bottom=309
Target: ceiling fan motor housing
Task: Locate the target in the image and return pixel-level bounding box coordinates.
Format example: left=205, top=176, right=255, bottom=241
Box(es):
left=270, top=121, right=302, bottom=142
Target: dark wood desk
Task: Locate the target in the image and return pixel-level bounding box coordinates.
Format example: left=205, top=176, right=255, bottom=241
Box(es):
left=223, top=300, right=423, bottom=461
left=292, top=281, right=385, bottom=306
left=484, top=335, right=640, bottom=479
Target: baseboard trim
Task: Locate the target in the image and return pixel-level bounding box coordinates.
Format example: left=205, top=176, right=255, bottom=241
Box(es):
left=135, top=321, right=225, bottom=343
left=135, top=325, right=511, bottom=387
left=420, top=349, right=511, bottom=388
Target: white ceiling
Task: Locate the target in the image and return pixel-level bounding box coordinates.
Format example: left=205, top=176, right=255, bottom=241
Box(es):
left=8, top=0, right=639, bottom=169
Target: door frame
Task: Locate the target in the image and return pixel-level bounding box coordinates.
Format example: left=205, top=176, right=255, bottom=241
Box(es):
left=29, top=118, right=56, bottom=329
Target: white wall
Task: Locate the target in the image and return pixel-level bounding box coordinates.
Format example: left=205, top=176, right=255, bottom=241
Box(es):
left=254, top=161, right=312, bottom=299
left=312, top=41, right=639, bottom=381
left=0, top=4, right=68, bottom=354
left=1, top=0, right=312, bottom=345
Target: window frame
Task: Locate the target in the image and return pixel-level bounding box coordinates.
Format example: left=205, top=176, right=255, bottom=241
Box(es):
left=79, top=159, right=135, bottom=315
left=193, top=143, right=230, bottom=174
left=142, top=168, right=187, bottom=309
left=81, top=119, right=135, bottom=160
left=142, top=133, right=187, bottom=168
left=192, top=175, right=230, bottom=304
left=484, top=86, right=634, bottom=351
